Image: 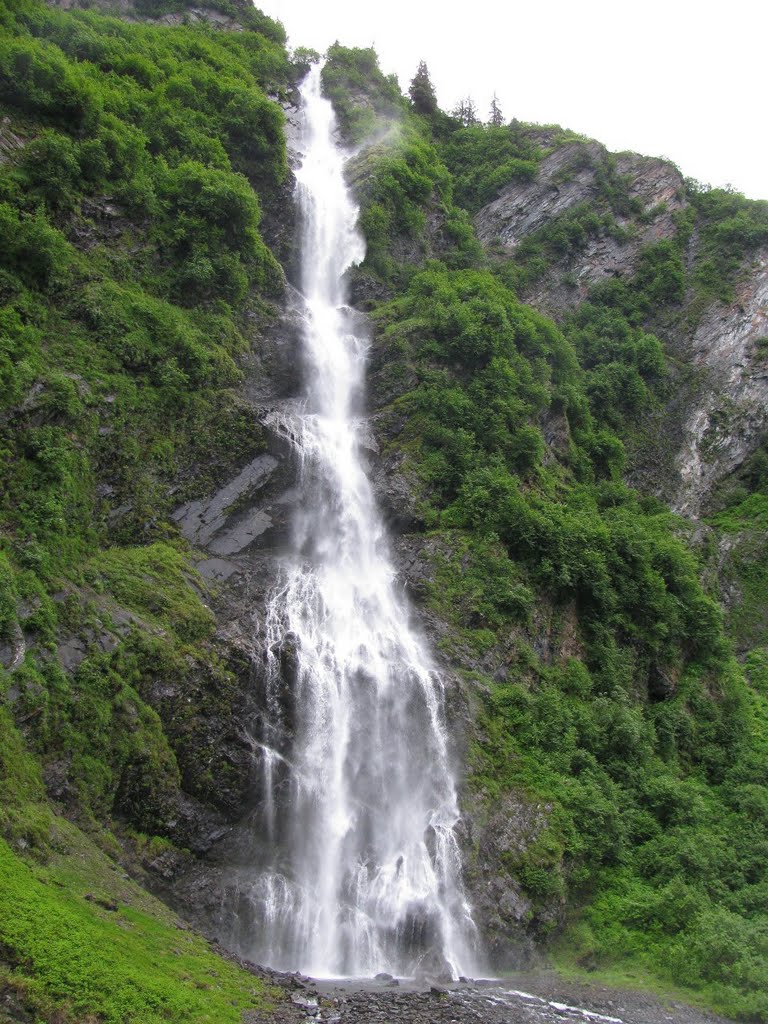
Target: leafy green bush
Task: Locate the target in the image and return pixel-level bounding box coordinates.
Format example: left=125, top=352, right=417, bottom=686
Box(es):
left=688, top=184, right=768, bottom=302
left=439, top=123, right=540, bottom=212
left=0, top=204, right=74, bottom=290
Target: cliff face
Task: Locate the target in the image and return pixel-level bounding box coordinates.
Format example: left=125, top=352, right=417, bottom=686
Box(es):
left=47, top=0, right=263, bottom=30
left=475, top=142, right=687, bottom=318
left=671, top=251, right=768, bottom=516
left=474, top=144, right=768, bottom=520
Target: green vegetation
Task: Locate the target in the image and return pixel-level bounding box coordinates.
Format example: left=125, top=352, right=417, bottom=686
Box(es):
left=0, top=2, right=289, bottom=839
left=0, top=830, right=279, bottom=1023
left=376, top=262, right=768, bottom=1017
left=326, top=43, right=768, bottom=1018
left=321, top=43, right=404, bottom=142
left=1, top=14, right=767, bottom=1022
left=684, top=183, right=768, bottom=304
left=351, top=129, right=481, bottom=284
left=439, top=122, right=540, bottom=213
left=0, top=1, right=296, bottom=1017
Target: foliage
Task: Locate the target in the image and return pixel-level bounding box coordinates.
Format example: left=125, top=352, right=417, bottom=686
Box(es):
left=2, top=10, right=768, bottom=1020
left=321, top=43, right=404, bottom=142
left=0, top=3, right=292, bottom=1018
left=686, top=184, right=768, bottom=303
left=345, top=75, right=768, bottom=1016
left=439, top=122, right=540, bottom=212
left=408, top=60, right=438, bottom=117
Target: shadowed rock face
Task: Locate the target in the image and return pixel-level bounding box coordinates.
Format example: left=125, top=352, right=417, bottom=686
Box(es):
left=47, top=0, right=249, bottom=30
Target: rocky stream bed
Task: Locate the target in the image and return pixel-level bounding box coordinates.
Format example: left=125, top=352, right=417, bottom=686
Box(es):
left=244, top=968, right=737, bottom=1024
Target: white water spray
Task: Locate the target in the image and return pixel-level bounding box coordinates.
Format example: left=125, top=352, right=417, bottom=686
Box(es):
left=228, top=66, right=477, bottom=979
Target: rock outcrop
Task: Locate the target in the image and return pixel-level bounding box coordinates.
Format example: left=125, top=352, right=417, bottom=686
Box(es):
left=474, top=142, right=768, bottom=519
left=475, top=142, right=686, bottom=319
left=672, top=250, right=768, bottom=516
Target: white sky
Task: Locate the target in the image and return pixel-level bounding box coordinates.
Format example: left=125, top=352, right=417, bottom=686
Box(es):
left=257, top=0, right=767, bottom=200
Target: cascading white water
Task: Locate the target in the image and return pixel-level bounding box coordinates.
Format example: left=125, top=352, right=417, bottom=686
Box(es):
left=228, top=65, right=477, bottom=979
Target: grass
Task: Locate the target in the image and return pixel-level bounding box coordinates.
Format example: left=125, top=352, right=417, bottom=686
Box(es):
left=0, top=821, right=281, bottom=1024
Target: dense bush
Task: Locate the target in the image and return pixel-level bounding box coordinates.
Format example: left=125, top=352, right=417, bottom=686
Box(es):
left=0, top=0, right=289, bottom=855
left=321, top=43, right=404, bottom=142
left=439, top=122, right=540, bottom=212
left=331, top=49, right=768, bottom=1012
left=686, top=184, right=768, bottom=302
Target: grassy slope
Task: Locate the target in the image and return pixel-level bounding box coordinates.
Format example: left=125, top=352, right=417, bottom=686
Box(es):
left=0, top=830, right=281, bottom=1024
left=0, top=692, right=282, bottom=1022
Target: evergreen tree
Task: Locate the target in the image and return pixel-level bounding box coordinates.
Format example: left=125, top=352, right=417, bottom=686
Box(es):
left=451, top=96, right=478, bottom=126
left=408, top=60, right=438, bottom=116
left=489, top=92, right=504, bottom=127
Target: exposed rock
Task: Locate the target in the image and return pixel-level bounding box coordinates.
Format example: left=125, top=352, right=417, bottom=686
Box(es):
left=308, top=973, right=739, bottom=1024
left=48, top=0, right=247, bottom=30
left=474, top=142, right=686, bottom=319
left=56, top=636, right=88, bottom=672
left=460, top=792, right=551, bottom=969
left=261, top=105, right=302, bottom=284
left=241, top=288, right=307, bottom=403
left=412, top=948, right=454, bottom=985
left=475, top=142, right=768, bottom=520
left=0, top=117, right=26, bottom=164
left=671, top=250, right=768, bottom=516
left=0, top=621, right=25, bottom=671
left=173, top=454, right=280, bottom=548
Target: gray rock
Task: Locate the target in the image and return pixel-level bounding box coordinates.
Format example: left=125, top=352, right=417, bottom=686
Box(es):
left=671, top=250, right=768, bottom=516
left=474, top=143, right=686, bottom=320
left=173, top=454, right=279, bottom=548
left=57, top=637, right=87, bottom=672
left=195, top=557, right=240, bottom=581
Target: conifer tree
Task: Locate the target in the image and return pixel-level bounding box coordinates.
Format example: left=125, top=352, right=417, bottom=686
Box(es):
left=451, top=96, right=478, bottom=126
left=408, top=60, right=438, bottom=116
left=489, top=92, right=504, bottom=127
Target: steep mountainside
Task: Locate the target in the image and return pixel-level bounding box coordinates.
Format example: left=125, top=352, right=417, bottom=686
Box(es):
left=0, top=5, right=767, bottom=1022
left=318, top=45, right=768, bottom=1017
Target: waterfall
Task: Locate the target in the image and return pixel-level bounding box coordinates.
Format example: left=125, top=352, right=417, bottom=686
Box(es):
left=228, top=65, right=477, bottom=979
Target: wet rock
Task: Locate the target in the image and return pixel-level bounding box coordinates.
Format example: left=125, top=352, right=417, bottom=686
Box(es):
left=413, top=948, right=454, bottom=985
left=291, top=993, right=320, bottom=1012
left=172, top=454, right=280, bottom=548
left=241, top=286, right=306, bottom=402
left=461, top=793, right=552, bottom=969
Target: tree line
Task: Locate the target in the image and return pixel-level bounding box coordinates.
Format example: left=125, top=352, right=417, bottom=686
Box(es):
left=408, top=59, right=505, bottom=126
